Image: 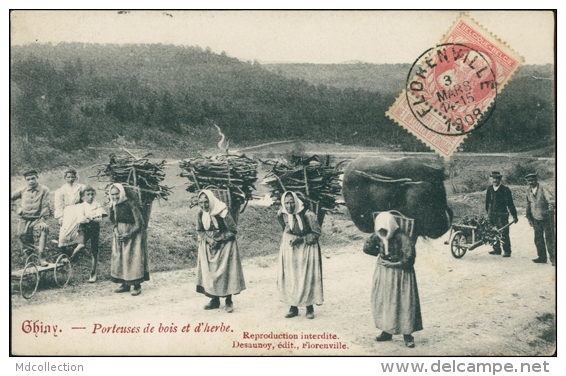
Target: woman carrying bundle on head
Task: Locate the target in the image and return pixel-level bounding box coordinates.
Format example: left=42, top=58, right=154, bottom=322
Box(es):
left=277, top=191, right=323, bottom=319
left=195, top=190, right=246, bottom=313
left=108, top=183, right=149, bottom=296
left=364, top=211, right=422, bottom=348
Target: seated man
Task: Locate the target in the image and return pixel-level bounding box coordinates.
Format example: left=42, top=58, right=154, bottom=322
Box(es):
left=11, top=169, right=51, bottom=266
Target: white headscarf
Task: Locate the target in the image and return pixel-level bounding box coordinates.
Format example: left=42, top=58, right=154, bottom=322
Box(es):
left=374, top=212, right=399, bottom=256
left=109, top=183, right=127, bottom=204
left=199, top=190, right=228, bottom=230
left=281, top=191, right=305, bottom=231
left=109, top=183, right=128, bottom=224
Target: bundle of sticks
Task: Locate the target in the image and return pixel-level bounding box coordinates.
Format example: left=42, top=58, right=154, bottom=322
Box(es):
left=461, top=215, right=501, bottom=246
left=95, top=152, right=172, bottom=205
left=262, top=155, right=343, bottom=211
left=179, top=154, right=258, bottom=206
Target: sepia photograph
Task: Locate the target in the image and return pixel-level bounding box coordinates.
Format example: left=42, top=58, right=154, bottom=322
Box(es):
left=8, top=10, right=556, bottom=360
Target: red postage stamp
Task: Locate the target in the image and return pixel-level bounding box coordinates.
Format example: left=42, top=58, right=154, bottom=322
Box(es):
left=387, top=13, right=524, bottom=158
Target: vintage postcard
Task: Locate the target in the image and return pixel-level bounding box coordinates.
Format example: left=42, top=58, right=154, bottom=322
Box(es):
left=9, top=10, right=555, bottom=359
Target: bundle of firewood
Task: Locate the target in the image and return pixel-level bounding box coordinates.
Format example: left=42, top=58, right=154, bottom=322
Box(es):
left=261, top=155, right=343, bottom=211
left=179, top=154, right=258, bottom=206
left=461, top=216, right=501, bottom=246
left=95, top=152, right=171, bottom=205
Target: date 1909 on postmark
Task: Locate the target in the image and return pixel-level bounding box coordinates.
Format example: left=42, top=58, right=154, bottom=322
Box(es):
left=387, top=13, right=524, bottom=158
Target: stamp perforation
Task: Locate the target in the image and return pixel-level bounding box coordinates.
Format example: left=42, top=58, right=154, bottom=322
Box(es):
left=387, top=12, right=525, bottom=158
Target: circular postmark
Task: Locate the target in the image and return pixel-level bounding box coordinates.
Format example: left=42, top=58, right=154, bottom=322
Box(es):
left=405, top=43, right=497, bottom=136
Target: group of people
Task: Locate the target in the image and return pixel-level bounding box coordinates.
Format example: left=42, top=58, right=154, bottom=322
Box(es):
left=194, top=190, right=323, bottom=318
left=11, top=168, right=150, bottom=296
left=10, top=169, right=325, bottom=314
left=485, top=171, right=555, bottom=266
left=11, top=167, right=555, bottom=349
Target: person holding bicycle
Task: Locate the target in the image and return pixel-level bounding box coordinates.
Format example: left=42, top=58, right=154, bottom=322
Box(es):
left=11, top=169, right=51, bottom=267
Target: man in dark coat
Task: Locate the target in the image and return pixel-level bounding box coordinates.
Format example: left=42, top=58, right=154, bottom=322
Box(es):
left=525, top=173, right=555, bottom=266
left=485, top=172, right=518, bottom=257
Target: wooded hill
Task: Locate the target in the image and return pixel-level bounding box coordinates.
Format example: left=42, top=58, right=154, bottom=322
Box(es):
left=10, top=43, right=555, bottom=172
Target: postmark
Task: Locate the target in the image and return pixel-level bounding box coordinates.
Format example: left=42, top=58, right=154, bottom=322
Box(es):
left=406, top=43, right=498, bottom=136
left=387, top=13, right=525, bottom=158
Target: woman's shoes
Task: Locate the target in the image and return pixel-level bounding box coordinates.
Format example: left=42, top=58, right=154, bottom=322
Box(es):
left=285, top=306, right=299, bottom=318
left=88, top=275, right=97, bottom=283
left=375, top=331, right=392, bottom=341
left=114, top=284, right=130, bottom=293
left=375, top=332, right=415, bottom=347
left=404, top=334, right=415, bottom=348
left=204, top=297, right=220, bottom=310
left=225, top=302, right=234, bottom=313
left=131, top=284, right=142, bottom=296
left=306, top=305, right=314, bottom=319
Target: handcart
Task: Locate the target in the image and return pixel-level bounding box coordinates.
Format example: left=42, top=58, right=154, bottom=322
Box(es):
left=11, top=241, right=72, bottom=299
left=448, top=222, right=513, bottom=259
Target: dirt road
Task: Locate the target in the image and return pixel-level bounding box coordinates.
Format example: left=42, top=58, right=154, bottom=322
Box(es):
left=11, top=219, right=555, bottom=356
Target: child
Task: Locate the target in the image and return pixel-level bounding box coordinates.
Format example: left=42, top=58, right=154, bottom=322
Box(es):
left=72, top=186, right=107, bottom=282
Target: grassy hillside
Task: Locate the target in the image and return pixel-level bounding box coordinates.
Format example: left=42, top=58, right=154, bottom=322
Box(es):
left=263, top=63, right=554, bottom=93
left=263, top=63, right=411, bottom=94
left=10, top=43, right=555, bottom=174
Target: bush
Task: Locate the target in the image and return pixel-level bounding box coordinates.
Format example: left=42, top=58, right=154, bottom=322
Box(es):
left=505, top=160, right=555, bottom=185
left=10, top=136, right=101, bottom=175
left=461, top=171, right=489, bottom=193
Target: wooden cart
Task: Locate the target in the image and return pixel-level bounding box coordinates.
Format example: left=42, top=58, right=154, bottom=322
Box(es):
left=449, top=222, right=513, bottom=259
left=11, top=245, right=72, bottom=299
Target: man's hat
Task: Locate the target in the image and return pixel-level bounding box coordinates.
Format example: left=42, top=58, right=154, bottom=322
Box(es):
left=525, top=173, right=538, bottom=181
left=23, top=169, right=38, bottom=177
left=490, top=171, right=502, bottom=178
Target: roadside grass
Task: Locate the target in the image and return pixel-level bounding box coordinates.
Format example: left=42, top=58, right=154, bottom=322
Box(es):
left=10, top=124, right=220, bottom=176
left=445, top=156, right=555, bottom=223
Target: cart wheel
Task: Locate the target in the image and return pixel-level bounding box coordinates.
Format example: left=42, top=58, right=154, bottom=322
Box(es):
left=450, top=231, right=468, bottom=259
left=20, top=263, right=39, bottom=299
left=25, top=253, right=39, bottom=266
left=54, top=254, right=72, bottom=287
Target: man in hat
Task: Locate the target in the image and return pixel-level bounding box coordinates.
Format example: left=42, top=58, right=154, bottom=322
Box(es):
left=525, top=173, right=555, bottom=266
left=485, top=172, right=518, bottom=257
left=11, top=169, right=52, bottom=266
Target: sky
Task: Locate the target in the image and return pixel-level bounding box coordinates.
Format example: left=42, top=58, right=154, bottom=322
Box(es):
left=10, top=10, right=555, bottom=65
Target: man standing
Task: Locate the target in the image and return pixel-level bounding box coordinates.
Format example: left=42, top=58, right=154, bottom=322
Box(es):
left=485, top=172, right=518, bottom=257
left=11, top=170, right=51, bottom=266
left=525, top=173, right=555, bottom=266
